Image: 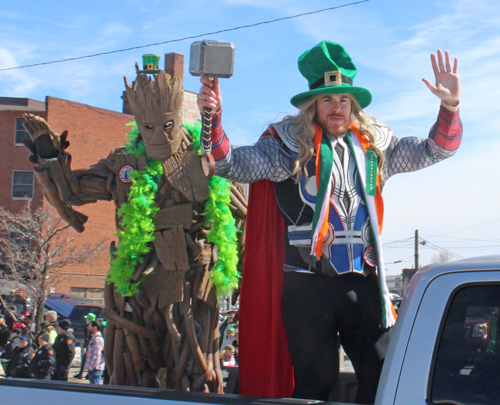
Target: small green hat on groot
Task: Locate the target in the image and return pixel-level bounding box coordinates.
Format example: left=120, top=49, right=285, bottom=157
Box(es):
left=137, top=54, right=161, bottom=74
left=290, top=41, right=372, bottom=109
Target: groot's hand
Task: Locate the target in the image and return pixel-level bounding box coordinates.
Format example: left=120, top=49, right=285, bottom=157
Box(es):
left=22, top=113, right=86, bottom=232
left=22, top=113, right=70, bottom=163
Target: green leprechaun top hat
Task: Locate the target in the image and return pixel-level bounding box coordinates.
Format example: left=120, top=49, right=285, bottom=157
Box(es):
left=290, top=41, right=372, bottom=109
left=137, top=54, right=161, bottom=74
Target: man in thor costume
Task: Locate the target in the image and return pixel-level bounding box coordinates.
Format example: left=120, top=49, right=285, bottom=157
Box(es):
left=197, top=41, right=461, bottom=404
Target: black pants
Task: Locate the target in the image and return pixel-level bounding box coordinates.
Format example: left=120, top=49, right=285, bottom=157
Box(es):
left=52, top=364, right=70, bottom=381
left=281, top=272, right=385, bottom=404
left=78, top=352, right=86, bottom=375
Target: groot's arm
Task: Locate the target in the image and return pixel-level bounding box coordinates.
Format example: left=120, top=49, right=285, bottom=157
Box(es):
left=23, top=114, right=115, bottom=232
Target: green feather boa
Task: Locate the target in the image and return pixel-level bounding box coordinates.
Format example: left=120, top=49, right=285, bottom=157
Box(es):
left=184, top=121, right=241, bottom=295
left=107, top=121, right=240, bottom=297
left=106, top=122, right=164, bottom=296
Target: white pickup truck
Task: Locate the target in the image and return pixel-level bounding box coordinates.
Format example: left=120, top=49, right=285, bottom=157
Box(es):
left=1, top=255, right=499, bottom=405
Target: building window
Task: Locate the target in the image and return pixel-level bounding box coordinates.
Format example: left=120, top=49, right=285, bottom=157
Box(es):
left=15, top=118, right=30, bottom=144
left=12, top=171, right=34, bottom=198
left=71, top=287, right=104, bottom=304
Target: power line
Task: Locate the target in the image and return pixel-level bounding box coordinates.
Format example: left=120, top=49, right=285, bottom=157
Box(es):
left=420, top=233, right=500, bottom=243
left=0, top=0, right=370, bottom=72
left=383, top=237, right=468, bottom=259
left=431, top=218, right=500, bottom=237
left=419, top=240, right=464, bottom=259
left=383, top=242, right=416, bottom=249
left=385, top=254, right=414, bottom=265
left=430, top=245, right=500, bottom=249
left=383, top=236, right=414, bottom=246
left=384, top=222, right=500, bottom=250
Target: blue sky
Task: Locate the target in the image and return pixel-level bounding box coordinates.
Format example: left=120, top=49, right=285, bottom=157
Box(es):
left=1, top=0, right=499, bottom=274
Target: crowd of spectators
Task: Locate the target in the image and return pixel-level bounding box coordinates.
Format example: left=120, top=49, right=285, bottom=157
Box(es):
left=219, top=311, right=239, bottom=369
left=0, top=310, right=107, bottom=384
left=1, top=307, right=236, bottom=384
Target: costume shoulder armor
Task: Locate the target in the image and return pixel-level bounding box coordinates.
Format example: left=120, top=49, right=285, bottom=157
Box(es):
left=373, top=125, right=392, bottom=152
left=272, top=121, right=301, bottom=154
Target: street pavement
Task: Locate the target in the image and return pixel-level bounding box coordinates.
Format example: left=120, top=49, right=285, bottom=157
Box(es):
left=68, top=366, right=90, bottom=384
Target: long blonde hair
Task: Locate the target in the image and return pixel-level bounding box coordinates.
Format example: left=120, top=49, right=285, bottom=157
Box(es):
left=271, top=94, right=387, bottom=184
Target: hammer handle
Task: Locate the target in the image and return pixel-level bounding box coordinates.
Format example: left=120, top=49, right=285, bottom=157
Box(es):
left=201, top=107, right=213, bottom=155
left=201, top=78, right=215, bottom=155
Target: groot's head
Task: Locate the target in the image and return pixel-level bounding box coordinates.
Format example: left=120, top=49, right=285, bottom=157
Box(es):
left=124, top=70, right=184, bottom=160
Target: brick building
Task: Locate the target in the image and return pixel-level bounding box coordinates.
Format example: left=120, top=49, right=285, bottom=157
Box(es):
left=0, top=53, right=199, bottom=304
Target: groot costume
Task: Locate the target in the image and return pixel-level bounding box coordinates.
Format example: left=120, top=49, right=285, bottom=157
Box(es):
left=23, top=70, right=246, bottom=392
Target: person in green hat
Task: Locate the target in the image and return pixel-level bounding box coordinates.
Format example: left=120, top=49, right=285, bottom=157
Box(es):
left=84, top=313, right=96, bottom=323
left=74, top=312, right=97, bottom=379
left=197, top=40, right=461, bottom=403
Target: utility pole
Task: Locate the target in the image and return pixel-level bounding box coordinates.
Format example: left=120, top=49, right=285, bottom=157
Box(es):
left=415, top=229, right=419, bottom=270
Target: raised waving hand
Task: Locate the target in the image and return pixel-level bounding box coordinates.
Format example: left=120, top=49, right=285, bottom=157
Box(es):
left=422, top=50, right=460, bottom=107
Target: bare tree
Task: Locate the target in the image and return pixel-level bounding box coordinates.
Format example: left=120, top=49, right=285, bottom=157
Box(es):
left=431, top=251, right=454, bottom=264
left=0, top=202, right=105, bottom=335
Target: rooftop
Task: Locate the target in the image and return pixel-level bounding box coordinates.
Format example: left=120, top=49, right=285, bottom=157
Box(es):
left=0, top=97, right=46, bottom=112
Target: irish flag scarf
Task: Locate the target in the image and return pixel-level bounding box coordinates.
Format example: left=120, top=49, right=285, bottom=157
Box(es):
left=310, top=122, right=396, bottom=328
left=310, top=122, right=334, bottom=261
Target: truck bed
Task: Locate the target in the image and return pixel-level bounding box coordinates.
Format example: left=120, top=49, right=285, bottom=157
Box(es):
left=0, top=377, right=355, bottom=405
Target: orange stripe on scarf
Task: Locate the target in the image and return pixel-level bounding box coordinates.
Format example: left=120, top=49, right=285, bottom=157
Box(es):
left=313, top=122, right=331, bottom=259
left=348, top=122, right=384, bottom=233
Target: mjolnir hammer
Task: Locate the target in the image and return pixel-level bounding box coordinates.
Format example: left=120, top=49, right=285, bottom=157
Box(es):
left=189, top=40, right=235, bottom=177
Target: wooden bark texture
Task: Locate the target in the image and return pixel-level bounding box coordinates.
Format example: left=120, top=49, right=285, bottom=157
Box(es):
left=163, top=150, right=210, bottom=203
left=98, top=130, right=248, bottom=393
left=102, top=179, right=247, bottom=392
left=103, top=277, right=223, bottom=392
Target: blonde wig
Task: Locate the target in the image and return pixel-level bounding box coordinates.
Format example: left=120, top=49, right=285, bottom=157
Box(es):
left=270, top=95, right=387, bottom=184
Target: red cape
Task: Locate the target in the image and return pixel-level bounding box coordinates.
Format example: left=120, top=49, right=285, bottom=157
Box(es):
left=238, top=180, right=294, bottom=397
